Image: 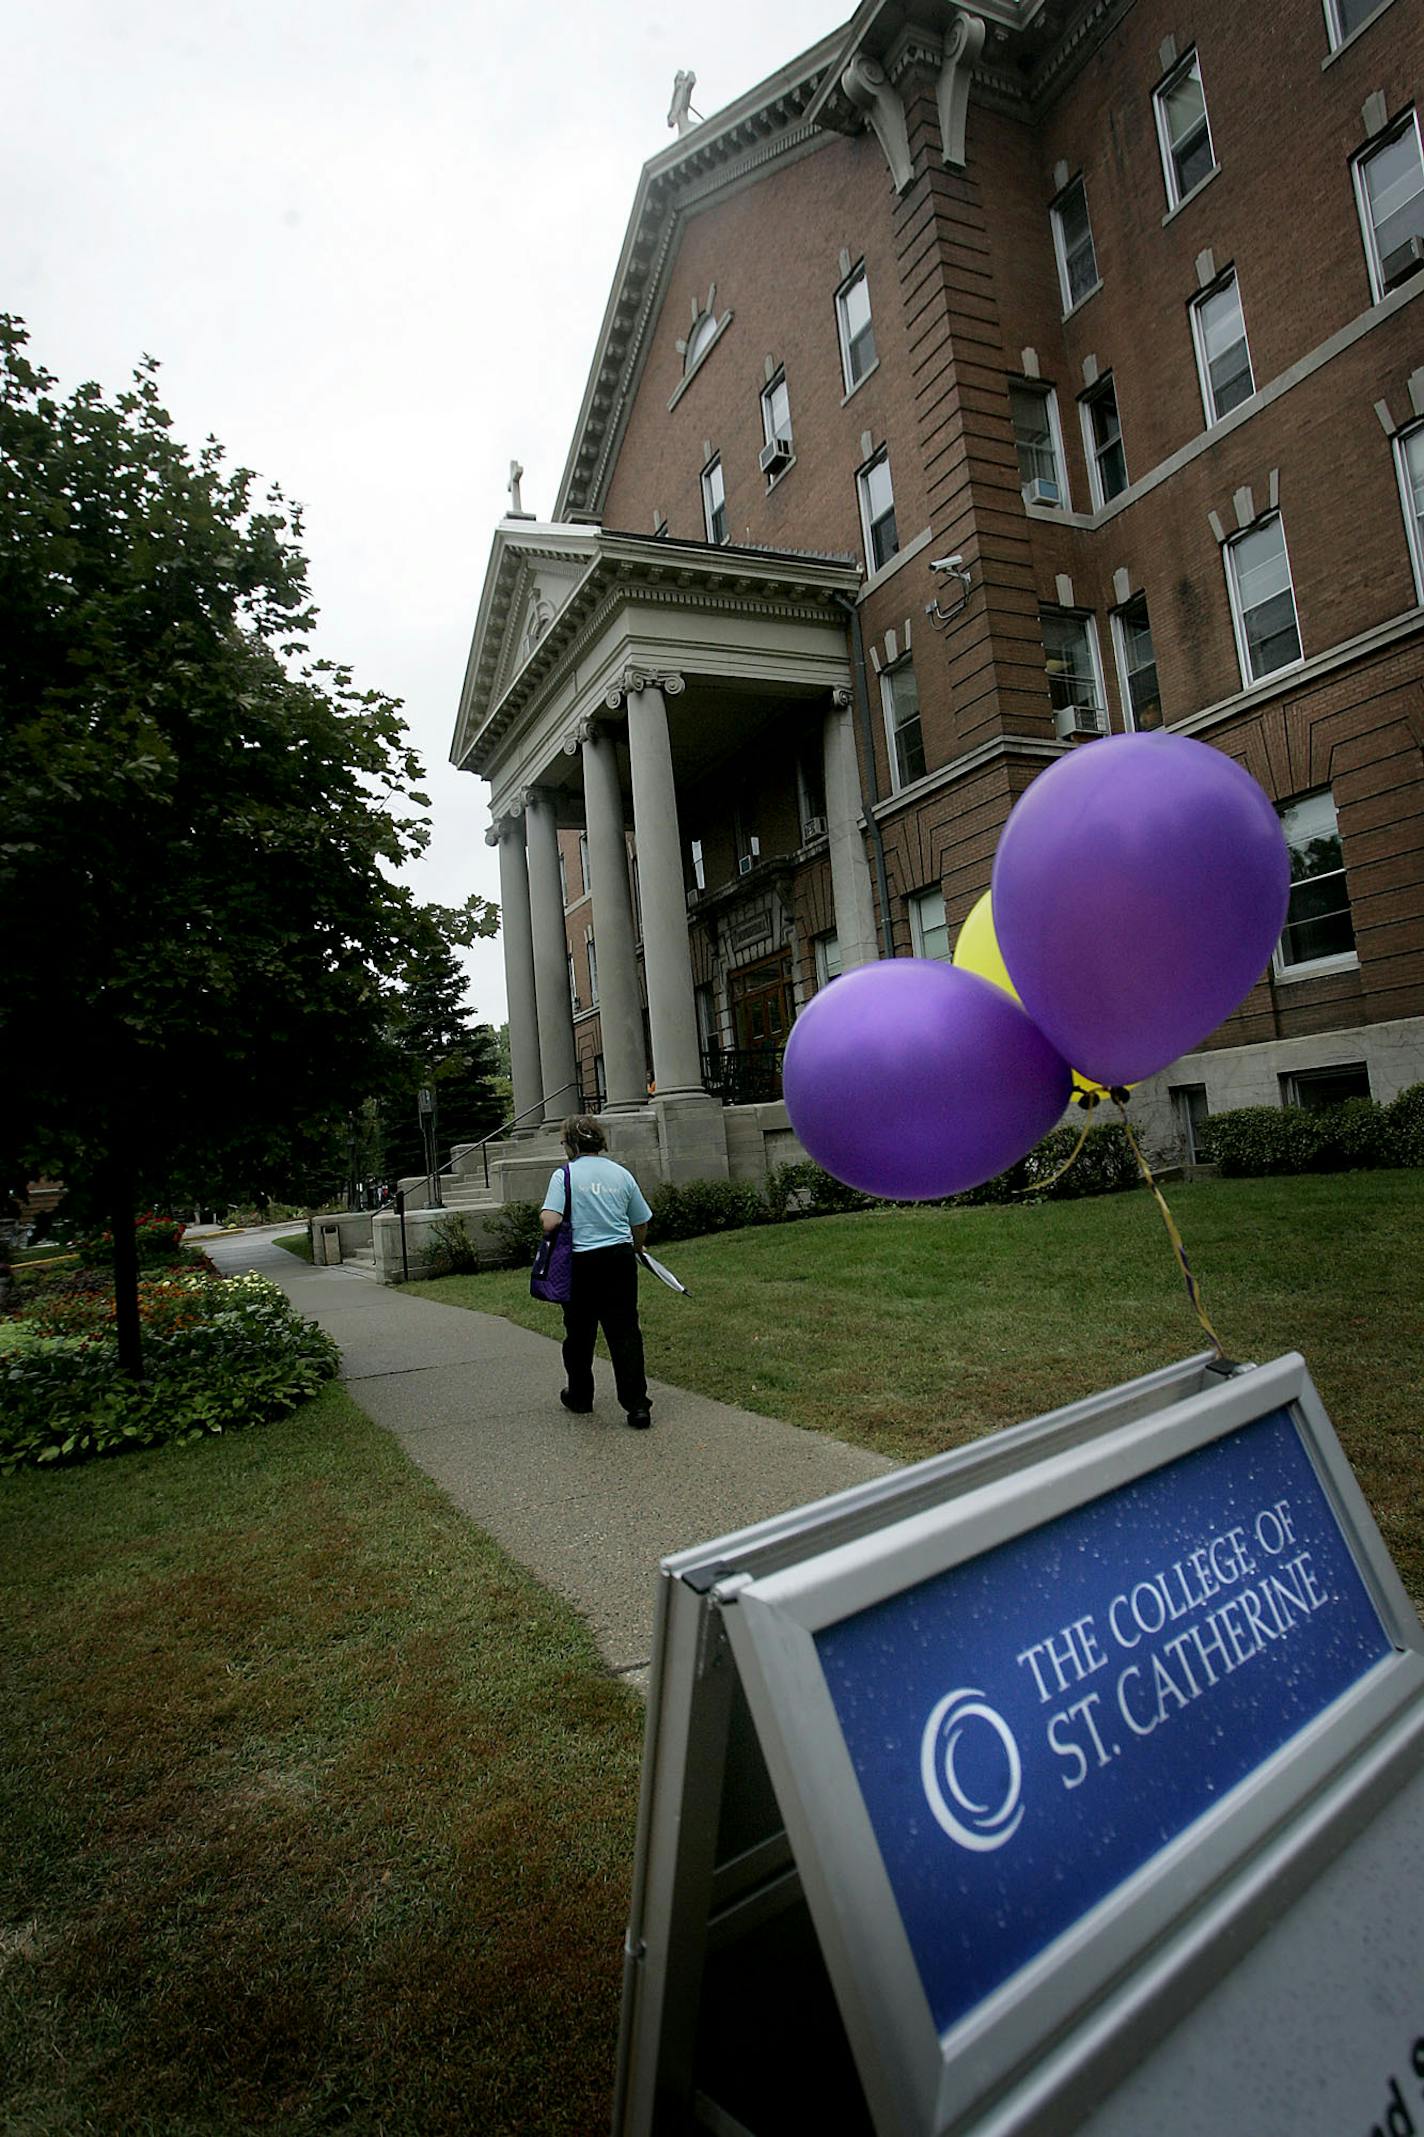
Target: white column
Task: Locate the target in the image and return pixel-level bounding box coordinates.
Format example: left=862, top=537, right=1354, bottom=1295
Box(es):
left=488, top=815, right=542, bottom=1124
left=522, top=787, right=580, bottom=1122
left=823, top=689, right=880, bottom=970
left=577, top=721, right=646, bottom=1110
left=624, top=674, right=704, bottom=1098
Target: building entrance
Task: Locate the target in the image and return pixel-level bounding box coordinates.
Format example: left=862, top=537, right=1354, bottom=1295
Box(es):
left=719, top=952, right=793, bottom=1102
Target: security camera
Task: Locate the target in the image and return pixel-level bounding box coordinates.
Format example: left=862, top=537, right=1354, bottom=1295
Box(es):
left=929, top=554, right=964, bottom=573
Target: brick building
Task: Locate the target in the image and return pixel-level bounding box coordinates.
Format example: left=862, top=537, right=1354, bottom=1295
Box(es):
left=452, top=0, right=1424, bottom=1188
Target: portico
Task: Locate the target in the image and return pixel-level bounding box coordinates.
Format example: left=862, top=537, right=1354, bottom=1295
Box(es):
left=455, top=524, right=876, bottom=1172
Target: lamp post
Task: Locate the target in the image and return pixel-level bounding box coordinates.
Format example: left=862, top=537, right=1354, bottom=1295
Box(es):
left=418, top=1084, right=442, bottom=1208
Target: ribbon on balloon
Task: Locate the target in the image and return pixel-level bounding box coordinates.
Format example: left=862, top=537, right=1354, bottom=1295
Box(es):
left=782, top=732, right=1291, bottom=1356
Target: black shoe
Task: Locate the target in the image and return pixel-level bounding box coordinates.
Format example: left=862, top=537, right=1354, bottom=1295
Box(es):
left=625, top=1408, right=652, bottom=1430
left=560, top=1390, right=593, bottom=1414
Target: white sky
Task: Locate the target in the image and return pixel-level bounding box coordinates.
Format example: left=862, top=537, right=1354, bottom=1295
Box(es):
left=5, top=0, right=843, bottom=1027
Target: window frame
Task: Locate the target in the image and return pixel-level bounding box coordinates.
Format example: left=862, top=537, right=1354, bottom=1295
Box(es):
left=1110, top=594, right=1162, bottom=731
left=857, top=448, right=899, bottom=574
left=1324, top=0, right=1396, bottom=53
left=1080, top=376, right=1128, bottom=507
left=1050, top=175, right=1101, bottom=315
left=1223, top=513, right=1304, bottom=688
left=1282, top=1062, right=1371, bottom=1106
left=1009, top=380, right=1070, bottom=508
left=761, top=369, right=792, bottom=449
left=880, top=659, right=927, bottom=792
left=585, top=929, right=599, bottom=1007
left=1394, top=419, right=1424, bottom=602
left=813, top=931, right=843, bottom=988
left=1353, top=110, right=1424, bottom=303
left=1272, top=788, right=1358, bottom=982
left=908, top=886, right=950, bottom=962
left=835, top=263, right=878, bottom=395
left=1153, top=48, right=1217, bottom=210
left=1042, top=608, right=1110, bottom=737
left=701, top=453, right=728, bottom=546
left=1190, top=271, right=1255, bottom=427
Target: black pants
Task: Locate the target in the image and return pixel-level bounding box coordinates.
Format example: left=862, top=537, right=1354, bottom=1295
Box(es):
left=561, top=1245, right=648, bottom=1415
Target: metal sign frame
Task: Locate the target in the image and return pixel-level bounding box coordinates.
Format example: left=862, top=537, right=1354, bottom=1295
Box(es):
left=613, top=1352, right=1424, bottom=2137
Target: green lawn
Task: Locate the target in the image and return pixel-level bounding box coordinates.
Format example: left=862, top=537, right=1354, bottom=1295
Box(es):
left=274, top=1229, right=314, bottom=1261
left=0, top=1383, right=644, bottom=2135
left=410, top=1171, right=1424, bottom=1600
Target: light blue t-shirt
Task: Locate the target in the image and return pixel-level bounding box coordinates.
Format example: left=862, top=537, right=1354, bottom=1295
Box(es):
left=543, top=1155, right=652, bottom=1252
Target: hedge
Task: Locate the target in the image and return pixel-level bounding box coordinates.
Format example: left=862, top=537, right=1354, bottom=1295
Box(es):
left=1199, top=1084, right=1424, bottom=1176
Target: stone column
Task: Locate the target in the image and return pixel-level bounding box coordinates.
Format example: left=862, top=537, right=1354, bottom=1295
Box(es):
left=823, top=688, right=880, bottom=970
left=487, top=814, right=542, bottom=1125
left=621, top=671, right=704, bottom=1099
left=569, top=718, right=646, bottom=1111
left=522, top=786, right=580, bottom=1122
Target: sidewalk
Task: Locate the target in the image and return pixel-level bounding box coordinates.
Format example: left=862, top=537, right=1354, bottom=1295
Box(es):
left=211, top=1228, right=892, bottom=1681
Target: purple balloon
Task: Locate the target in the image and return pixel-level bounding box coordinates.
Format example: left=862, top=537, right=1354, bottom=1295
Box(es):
left=991, top=733, right=1290, bottom=1088
left=782, top=960, right=1072, bottom=1201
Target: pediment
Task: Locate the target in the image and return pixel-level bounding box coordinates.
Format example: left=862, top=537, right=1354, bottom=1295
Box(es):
left=489, top=551, right=589, bottom=708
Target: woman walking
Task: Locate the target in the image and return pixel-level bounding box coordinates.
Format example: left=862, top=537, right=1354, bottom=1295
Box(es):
left=541, top=1115, right=653, bottom=1429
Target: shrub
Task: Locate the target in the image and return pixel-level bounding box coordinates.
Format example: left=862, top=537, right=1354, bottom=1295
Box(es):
left=648, top=1177, right=770, bottom=1243
left=0, top=1272, right=339, bottom=1474
left=487, top=1200, right=543, bottom=1270
left=1197, top=1105, right=1325, bottom=1176
left=426, top=1210, right=481, bottom=1276
left=1314, top=1097, right=1390, bottom=1171
left=71, top=1213, right=188, bottom=1268
left=1386, top=1081, right=1424, bottom=1168
left=764, top=1161, right=876, bottom=1220
left=1024, top=1120, right=1140, bottom=1200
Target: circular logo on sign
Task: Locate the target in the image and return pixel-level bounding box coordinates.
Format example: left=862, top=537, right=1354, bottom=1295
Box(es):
left=920, top=1688, right=1024, bottom=1852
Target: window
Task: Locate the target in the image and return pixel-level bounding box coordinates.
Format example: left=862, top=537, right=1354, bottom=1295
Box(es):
left=593, top=1053, right=607, bottom=1105
left=1050, top=177, right=1099, bottom=313
left=1355, top=114, right=1424, bottom=300
left=813, top=932, right=843, bottom=987
left=1042, top=612, right=1107, bottom=734
left=1111, top=595, right=1162, bottom=729
left=586, top=932, right=598, bottom=1006
left=857, top=450, right=899, bottom=572
left=1081, top=378, right=1127, bottom=505
left=568, top=952, right=578, bottom=1009
left=881, top=661, right=926, bottom=789
left=1283, top=1062, right=1371, bottom=1107
left=1191, top=273, right=1254, bottom=424
left=1010, top=382, right=1067, bottom=505
left=1225, top=515, right=1302, bottom=684
left=701, top=455, right=727, bottom=545
left=762, top=370, right=792, bottom=448
left=909, top=887, right=950, bottom=961
left=1171, top=1084, right=1210, bottom=1163
left=559, top=849, right=569, bottom=906
left=1275, top=790, right=1356, bottom=974
left=689, top=837, right=705, bottom=893
left=578, top=831, right=590, bottom=896
left=1155, top=51, right=1216, bottom=208
left=686, top=311, right=719, bottom=370
left=1326, top=0, right=1390, bottom=45
left=836, top=265, right=877, bottom=392
left=798, top=748, right=827, bottom=840
left=1395, top=422, right=1424, bottom=598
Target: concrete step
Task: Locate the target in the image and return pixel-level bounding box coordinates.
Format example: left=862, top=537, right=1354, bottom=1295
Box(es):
left=345, top=1247, right=375, bottom=1266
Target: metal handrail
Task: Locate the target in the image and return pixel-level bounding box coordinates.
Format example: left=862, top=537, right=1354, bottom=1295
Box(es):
left=425, top=1081, right=583, bottom=1191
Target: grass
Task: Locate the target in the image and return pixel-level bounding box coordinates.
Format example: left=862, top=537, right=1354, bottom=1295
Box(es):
left=409, top=1171, right=1424, bottom=1602
left=274, top=1230, right=314, bottom=1262
left=0, top=1382, right=645, bottom=2134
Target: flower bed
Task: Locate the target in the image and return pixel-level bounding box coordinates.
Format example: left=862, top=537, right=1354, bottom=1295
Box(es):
left=1, top=1270, right=339, bottom=1474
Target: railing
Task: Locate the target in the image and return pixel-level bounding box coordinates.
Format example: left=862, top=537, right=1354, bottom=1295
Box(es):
left=700, top=1046, right=784, bottom=1107
left=432, top=1081, right=584, bottom=1192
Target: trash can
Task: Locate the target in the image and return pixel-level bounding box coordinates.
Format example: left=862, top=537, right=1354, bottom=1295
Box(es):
left=318, top=1221, right=342, bottom=1267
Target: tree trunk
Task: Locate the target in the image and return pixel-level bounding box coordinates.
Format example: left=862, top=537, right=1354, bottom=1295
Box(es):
left=109, top=1160, right=143, bottom=1381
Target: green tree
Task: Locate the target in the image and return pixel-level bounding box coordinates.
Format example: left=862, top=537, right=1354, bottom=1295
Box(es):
left=376, top=938, right=503, bottom=1185
left=0, top=318, right=495, bottom=1372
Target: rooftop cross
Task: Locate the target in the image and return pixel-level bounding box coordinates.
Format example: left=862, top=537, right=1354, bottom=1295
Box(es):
left=667, top=70, right=702, bottom=136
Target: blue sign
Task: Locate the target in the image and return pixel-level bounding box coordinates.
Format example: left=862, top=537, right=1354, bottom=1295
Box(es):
left=815, top=1407, right=1391, bottom=2038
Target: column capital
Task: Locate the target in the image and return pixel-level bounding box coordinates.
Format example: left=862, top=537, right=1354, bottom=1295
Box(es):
left=563, top=714, right=609, bottom=756
left=832, top=685, right=855, bottom=709
left=519, top=783, right=558, bottom=814
left=603, top=666, right=686, bottom=710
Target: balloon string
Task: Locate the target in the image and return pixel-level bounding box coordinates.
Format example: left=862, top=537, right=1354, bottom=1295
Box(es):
left=1112, top=1101, right=1226, bottom=1358
left=1015, top=1113, right=1093, bottom=1194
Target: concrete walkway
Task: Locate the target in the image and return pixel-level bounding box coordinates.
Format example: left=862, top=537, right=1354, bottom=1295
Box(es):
left=208, top=1227, right=892, bottom=1681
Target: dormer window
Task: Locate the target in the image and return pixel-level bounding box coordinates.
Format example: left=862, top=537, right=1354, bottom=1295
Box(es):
left=686, top=312, right=718, bottom=370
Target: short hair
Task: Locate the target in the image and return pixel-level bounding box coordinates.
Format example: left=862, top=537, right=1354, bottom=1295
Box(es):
left=560, top=1114, right=606, bottom=1155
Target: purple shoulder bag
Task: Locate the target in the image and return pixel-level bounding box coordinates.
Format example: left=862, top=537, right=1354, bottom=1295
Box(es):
left=530, top=1163, right=574, bottom=1303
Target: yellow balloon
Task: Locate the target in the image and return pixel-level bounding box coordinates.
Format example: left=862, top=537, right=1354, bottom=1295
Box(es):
left=952, top=890, right=1122, bottom=1101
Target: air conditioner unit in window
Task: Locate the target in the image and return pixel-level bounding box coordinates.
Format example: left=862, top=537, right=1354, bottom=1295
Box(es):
left=686, top=886, right=701, bottom=909
left=1025, top=477, right=1061, bottom=506
left=1381, top=232, right=1424, bottom=291
left=758, top=436, right=794, bottom=477
left=738, top=854, right=755, bottom=876
left=803, top=815, right=827, bottom=838
left=1054, top=704, right=1105, bottom=740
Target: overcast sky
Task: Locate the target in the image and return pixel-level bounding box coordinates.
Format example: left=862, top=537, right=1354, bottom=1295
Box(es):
left=5, top=0, right=842, bottom=1027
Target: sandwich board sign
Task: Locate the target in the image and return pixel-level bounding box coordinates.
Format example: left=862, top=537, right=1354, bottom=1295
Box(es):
left=613, top=1352, right=1424, bottom=2137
